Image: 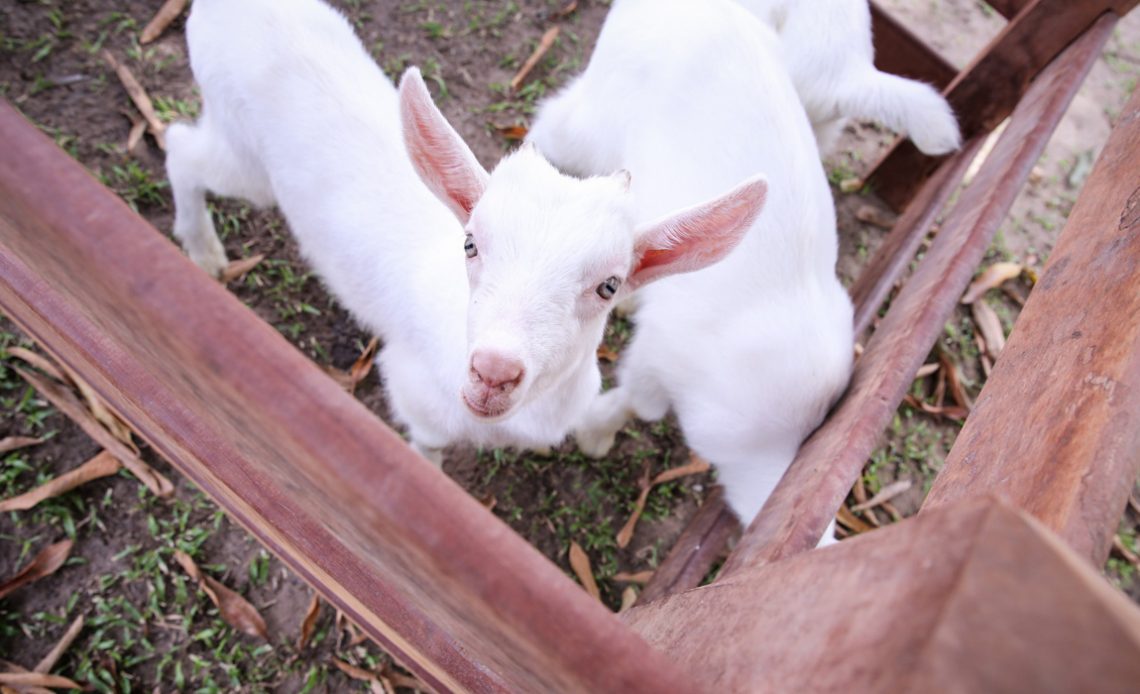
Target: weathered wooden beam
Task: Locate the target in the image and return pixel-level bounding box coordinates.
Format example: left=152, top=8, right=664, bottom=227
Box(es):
left=0, top=100, right=699, bottom=693
left=984, top=0, right=1028, bottom=19
left=850, top=136, right=983, bottom=337
left=624, top=498, right=1140, bottom=692
left=867, top=5, right=1128, bottom=211
left=869, top=2, right=957, bottom=89
left=718, top=15, right=1113, bottom=578
left=922, top=85, right=1140, bottom=567
left=634, top=487, right=739, bottom=607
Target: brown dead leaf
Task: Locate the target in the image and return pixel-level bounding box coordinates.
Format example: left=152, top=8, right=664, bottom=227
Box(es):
left=961, top=262, right=1023, bottom=304
left=103, top=50, right=166, bottom=149
left=556, top=0, right=579, bottom=18
left=611, top=570, right=654, bottom=585
left=127, top=117, right=148, bottom=155
left=0, top=436, right=45, bottom=456
left=619, top=586, right=638, bottom=614
left=348, top=337, right=380, bottom=387
left=851, top=480, right=912, bottom=512
left=836, top=506, right=874, bottom=535
left=854, top=204, right=895, bottom=230
left=880, top=501, right=904, bottom=523
left=494, top=124, right=529, bottom=141
left=616, top=462, right=652, bottom=549
left=6, top=347, right=68, bottom=383
left=371, top=678, right=396, bottom=694
left=333, top=659, right=379, bottom=683
left=384, top=668, right=427, bottom=692
left=297, top=593, right=321, bottom=651
left=1112, top=535, right=1140, bottom=567
left=220, top=254, right=266, bottom=284
left=510, top=26, right=560, bottom=92
left=903, top=395, right=968, bottom=422
left=35, top=614, right=85, bottom=674
left=596, top=344, right=619, bottom=363
left=568, top=541, right=601, bottom=601
left=477, top=493, right=497, bottom=512
left=938, top=350, right=973, bottom=411
left=0, top=451, right=121, bottom=513
left=16, top=368, right=173, bottom=498
left=971, top=301, right=1006, bottom=360
left=652, top=454, right=711, bottom=486
left=0, top=540, right=73, bottom=600
left=139, top=0, right=189, bottom=44
left=839, top=177, right=863, bottom=194
left=913, top=363, right=939, bottom=380
left=0, top=673, right=83, bottom=690
left=174, top=550, right=268, bottom=640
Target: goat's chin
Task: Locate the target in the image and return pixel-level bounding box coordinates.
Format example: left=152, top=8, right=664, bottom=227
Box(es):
left=461, top=387, right=520, bottom=422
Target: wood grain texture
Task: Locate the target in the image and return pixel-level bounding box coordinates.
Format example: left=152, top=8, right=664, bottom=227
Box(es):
left=923, top=86, right=1140, bottom=567
left=869, top=2, right=957, bottom=89
left=868, top=5, right=1126, bottom=210
left=718, top=19, right=1110, bottom=579
left=0, top=100, right=700, bottom=694
left=983, top=0, right=1028, bottom=18
left=625, top=499, right=1140, bottom=693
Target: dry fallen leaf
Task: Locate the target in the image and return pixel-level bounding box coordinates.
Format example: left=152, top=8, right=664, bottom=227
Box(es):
left=596, top=344, right=619, bottom=363
left=0, top=540, right=74, bottom=600
left=851, top=480, right=912, bottom=512
left=619, top=586, right=638, bottom=614
left=961, top=262, right=1023, bottom=304
left=913, top=363, right=939, bottom=380
left=220, top=254, right=266, bottom=284
left=854, top=204, right=894, bottom=230
left=139, top=0, right=189, bottom=44
left=35, top=615, right=85, bottom=675
left=1112, top=535, right=1140, bottom=567
left=0, top=451, right=121, bottom=513
left=839, top=177, right=862, bottom=194
left=556, top=0, right=579, bottom=18
left=333, top=659, right=379, bottom=683
left=494, top=124, right=529, bottom=141
left=6, top=347, right=68, bottom=383
left=348, top=337, right=380, bottom=387
left=971, top=301, right=1006, bottom=361
left=903, top=394, right=968, bottom=422
left=384, top=668, right=427, bottom=692
left=617, top=455, right=711, bottom=548
left=836, top=506, right=874, bottom=535
left=174, top=551, right=269, bottom=640
left=611, top=570, right=654, bottom=585
left=510, top=26, right=560, bottom=92
left=0, top=436, right=45, bottom=456
left=0, top=673, right=83, bottom=690
left=851, top=477, right=881, bottom=528
left=297, top=593, right=322, bottom=651
left=938, top=350, right=973, bottom=412
left=568, top=541, right=601, bottom=601
left=16, top=367, right=173, bottom=498
left=127, top=118, right=148, bottom=155
left=103, top=50, right=166, bottom=149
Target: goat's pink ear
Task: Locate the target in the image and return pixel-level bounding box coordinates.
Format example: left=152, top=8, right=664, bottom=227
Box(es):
left=399, top=67, right=489, bottom=223
left=629, top=176, right=768, bottom=290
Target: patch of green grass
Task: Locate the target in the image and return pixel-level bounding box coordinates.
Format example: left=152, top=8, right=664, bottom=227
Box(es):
left=99, top=160, right=168, bottom=212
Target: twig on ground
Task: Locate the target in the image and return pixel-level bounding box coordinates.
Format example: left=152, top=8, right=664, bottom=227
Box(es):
left=510, top=27, right=560, bottom=92
left=139, top=0, right=190, bottom=44
left=102, top=50, right=166, bottom=150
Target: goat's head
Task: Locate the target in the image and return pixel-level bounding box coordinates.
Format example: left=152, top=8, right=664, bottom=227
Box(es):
left=399, top=68, right=768, bottom=421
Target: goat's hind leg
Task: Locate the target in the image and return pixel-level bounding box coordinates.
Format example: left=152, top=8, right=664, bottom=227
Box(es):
left=165, top=115, right=273, bottom=277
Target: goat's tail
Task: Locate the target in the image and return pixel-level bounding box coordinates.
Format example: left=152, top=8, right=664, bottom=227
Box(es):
left=843, top=69, right=962, bottom=156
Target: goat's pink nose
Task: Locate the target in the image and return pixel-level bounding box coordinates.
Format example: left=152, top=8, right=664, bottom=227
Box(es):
left=471, top=351, right=525, bottom=390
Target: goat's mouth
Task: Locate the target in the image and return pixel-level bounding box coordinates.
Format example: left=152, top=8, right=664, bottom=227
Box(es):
left=461, top=387, right=516, bottom=421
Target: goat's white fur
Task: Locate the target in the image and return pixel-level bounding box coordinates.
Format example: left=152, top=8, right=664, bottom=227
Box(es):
left=528, top=0, right=855, bottom=526
left=736, top=0, right=962, bottom=155
left=165, top=0, right=769, bottom=463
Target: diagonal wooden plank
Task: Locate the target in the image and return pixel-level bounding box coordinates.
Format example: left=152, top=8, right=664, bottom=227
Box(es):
left=867, top=3, right=1132, bottom=210
left=718, top=15, right=1115, bottom=579
left=624, top=498, right=1140, bottom=692
left=0, top=99, right=699, bottom=694
left=870, top=2, right=957, bottom=89
left=922, top=84, right=1140, bottom=567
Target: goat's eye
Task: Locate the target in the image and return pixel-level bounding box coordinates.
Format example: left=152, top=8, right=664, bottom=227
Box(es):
left=464, top=233, right=478, bottom=259
left=596, top=276, right=622, bottom=300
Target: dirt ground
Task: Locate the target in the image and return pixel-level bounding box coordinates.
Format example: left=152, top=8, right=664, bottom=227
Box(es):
left=1, top=0, right=1138, bottom=691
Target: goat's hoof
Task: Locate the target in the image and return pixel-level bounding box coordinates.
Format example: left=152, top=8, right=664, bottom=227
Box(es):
left=910, top=113, right=962, bottom=156
left=188, top=243, right=230, bottom=280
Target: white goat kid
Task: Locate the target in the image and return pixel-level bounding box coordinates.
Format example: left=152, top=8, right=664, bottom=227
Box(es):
left=165, top=0, right=769, bottom=464
left=529, top=0, right=855, bottom=528
left=735, top=0, right=962, bottom=156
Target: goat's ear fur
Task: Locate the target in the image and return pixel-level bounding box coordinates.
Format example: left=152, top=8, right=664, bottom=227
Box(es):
left=629, top=176, right=768, bottom=290
left=399, top=67, right=489, bottom=223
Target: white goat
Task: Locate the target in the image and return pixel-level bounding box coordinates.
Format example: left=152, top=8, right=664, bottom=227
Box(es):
left=737, top=0, right=962, bottom=156
left=528, top=0, right=855, bottom=527
left=165, top=0, right=770, bottom=463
